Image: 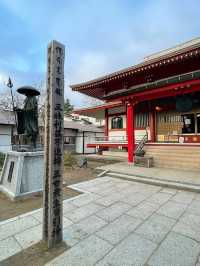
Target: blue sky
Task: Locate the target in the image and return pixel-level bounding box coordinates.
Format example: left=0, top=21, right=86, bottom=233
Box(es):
left=0, top=0, right=199, bottom=107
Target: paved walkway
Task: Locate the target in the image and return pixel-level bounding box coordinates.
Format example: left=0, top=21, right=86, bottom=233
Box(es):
left=97, top=162, right=200, bottom=185
left=1, top=176, right=200, bottom=265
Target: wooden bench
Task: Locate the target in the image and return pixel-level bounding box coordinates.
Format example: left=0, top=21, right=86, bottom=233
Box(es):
left=135, top=156, right=153, bottom=168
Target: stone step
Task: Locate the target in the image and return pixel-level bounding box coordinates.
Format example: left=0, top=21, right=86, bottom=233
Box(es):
left=145, top=155, right=200, bottom=163
left=145, top=147, right=200, bottom=152
left=145, top=149, right=200, bottom=154
left=144, top=145, right=200, bottom=170
left=145, top=154, right=200, bottom=159
left=151, top=155, right=200, bottom=162
left=153, top=163, right=200, bottom=171
left=106, top=171, right=200, bottom=193
left=145, top=148, right=200, bottom=153
left=154, top=161, right=200, bottom=167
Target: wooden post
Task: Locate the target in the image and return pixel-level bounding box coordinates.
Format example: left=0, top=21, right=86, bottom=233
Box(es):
left=149, top=108, right=156, bottom=142
left=127, top=102, right=135, bottom=163
left=43, top=40, right=65, bottom=248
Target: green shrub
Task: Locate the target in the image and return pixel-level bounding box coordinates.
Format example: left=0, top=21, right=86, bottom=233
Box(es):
left=64, top=152, right=77, bottom=168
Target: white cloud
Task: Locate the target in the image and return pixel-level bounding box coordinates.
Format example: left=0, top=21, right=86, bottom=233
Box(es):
left=69, top=52, right=109, bottom=84
left=0, top=71, right=8, bottom=87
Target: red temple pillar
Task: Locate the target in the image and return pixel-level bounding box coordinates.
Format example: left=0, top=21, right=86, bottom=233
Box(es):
left=149, top=109, right=156, bottom=142
left=104, top=108, right=109, bottom=140
left=127, top=102, right=135, bottom=163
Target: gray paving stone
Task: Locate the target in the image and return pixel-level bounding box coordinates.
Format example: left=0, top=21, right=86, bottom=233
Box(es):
left=96, top=232, right=157, bottom=266
left=148, top=232, right=200, bottom=266
left=148, top=192, right=172, bottom=205
left=62, top=201, right=78, bottom=214
left=119, top=186, right=140, bottom=196
left=0, top=237, right=21, bottom=261
left=114, top=182, right=131, bottom=190
left=121, top=192, right=148, bottom=206
left=96, top=259, right=112, bottom=266
left=70, top=193, right=101, bottom=207
left=96, top=202, right=132, bottom=222
left=62, top=224, right=88, bottom=246
left=94, top=194, right=121, bottom=207
left=171, top=191, right=195, bottom=205
left=172, top=221, right=200, bottom=242
left=147, top=213, right=176, bottom=229
left=64, top=202, right=104, bottom=223
left=31, top=209, right=43, bottom=223
left=157, top=200, right=187, bottom=219
left=187, top=200, right=200, bottom=216
left=73, top=215, right=107, bottom=235
left=135, top=220, right=170, bottom=243
left=179, top=212, right=200, bottom=230
left=127, top=201, right=159, bottom=220
left=96, top=214, right=142, bottom=245
left=93, top=186, right=118, bottom=197
left=0, top=216, right=39, bottom=241
left=15, top=224, right=42, bottom=249
left=63, top=217, right=73, bottom=228
left=160, top=187, right=177, bottom=195
left=47, top=235, right=113, bottom=266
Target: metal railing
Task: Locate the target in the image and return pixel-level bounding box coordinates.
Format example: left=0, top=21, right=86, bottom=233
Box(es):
left=135, top=131, right=148, bottom=155
left=94, top=135, right=128, bottom=143
left=91, top=131, right=148, bottom=144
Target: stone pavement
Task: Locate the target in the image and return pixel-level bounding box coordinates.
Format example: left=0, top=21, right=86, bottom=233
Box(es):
left=97, top=162, right=200, bottom=185
left=1, top=176, right=200, bottom=265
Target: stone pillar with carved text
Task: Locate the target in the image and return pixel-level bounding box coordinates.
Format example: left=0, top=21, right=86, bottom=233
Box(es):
left=43, top=40, right=65, bottom=248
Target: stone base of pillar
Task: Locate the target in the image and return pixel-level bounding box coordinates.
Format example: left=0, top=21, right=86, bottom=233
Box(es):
left=0, top=151, right=44, bottom=200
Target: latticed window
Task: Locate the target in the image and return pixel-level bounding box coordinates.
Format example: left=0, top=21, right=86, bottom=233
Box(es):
left=111, top=116, right=123, bottom=129
left=135, top=113, right=149, bottom=128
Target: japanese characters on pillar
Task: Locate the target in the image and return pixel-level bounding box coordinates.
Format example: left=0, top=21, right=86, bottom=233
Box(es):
left=43, top=40, right=65, bottom=248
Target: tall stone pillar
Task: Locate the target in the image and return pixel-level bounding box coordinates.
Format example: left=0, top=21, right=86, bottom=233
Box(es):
left=43, top=40, right=65, bottom=248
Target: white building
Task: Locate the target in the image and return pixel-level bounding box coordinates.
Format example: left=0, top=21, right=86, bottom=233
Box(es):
left=64, top=118, right=103, bottom=154
left=0, top=110, right=15, bottom=152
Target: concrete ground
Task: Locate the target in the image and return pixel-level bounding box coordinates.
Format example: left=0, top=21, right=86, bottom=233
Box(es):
left=1, top=176, right=200, bottom=265
left=97, top=162, right=200, bottom=186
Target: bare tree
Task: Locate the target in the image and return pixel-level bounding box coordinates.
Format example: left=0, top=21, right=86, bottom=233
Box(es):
left=0, top=79, right=46, bottom=124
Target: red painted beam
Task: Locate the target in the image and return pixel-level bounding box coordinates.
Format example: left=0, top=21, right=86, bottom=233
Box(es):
left=114, top=79, right=200, bottom=103
left=87, top=143, right=128, bottom=148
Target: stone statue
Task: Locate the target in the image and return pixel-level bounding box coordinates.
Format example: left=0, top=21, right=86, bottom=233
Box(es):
left=16, top=86, right=40, bottom=148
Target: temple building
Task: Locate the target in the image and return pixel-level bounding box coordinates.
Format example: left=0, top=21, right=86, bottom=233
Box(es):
left=70, top=38, right=200, bottom=170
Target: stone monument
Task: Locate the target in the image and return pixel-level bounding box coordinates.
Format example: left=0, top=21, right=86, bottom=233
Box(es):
left=43, top=40, right=65, bottom=248
left=0, top=85, right=44, bottom=199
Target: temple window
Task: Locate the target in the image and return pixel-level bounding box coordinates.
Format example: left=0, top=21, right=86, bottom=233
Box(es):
left=111, top=116, right=123, bottom=129
left=182, top=114, right=195, bottom=134
left=135, top=113, right=149, bottom=128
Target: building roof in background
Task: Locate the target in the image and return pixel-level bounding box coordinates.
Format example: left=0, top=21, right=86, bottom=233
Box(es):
left=70, top=38, right=200, bottom=99
left=73, top=101, right=122, bottom=114
left=0, top=110, right=15, bottom=125
left=72, top=101, right=122, bottom=119
left=64, top=120, right=103, bottom=132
